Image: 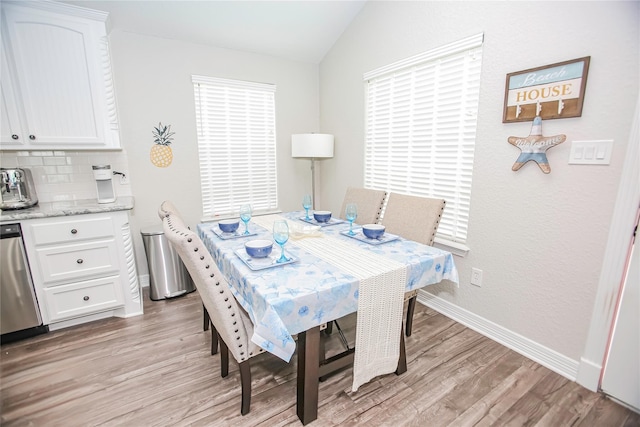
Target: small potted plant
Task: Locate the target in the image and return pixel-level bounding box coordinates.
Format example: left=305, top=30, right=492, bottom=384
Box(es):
left=150, top=122, right=175, bottom=167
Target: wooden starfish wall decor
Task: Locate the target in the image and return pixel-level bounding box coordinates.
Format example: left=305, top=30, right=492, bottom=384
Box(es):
left=507, top=116, right=566, bottom=174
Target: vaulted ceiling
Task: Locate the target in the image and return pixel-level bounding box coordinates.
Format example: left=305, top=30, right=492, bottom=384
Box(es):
left=61, top=0, right=367, bottom=63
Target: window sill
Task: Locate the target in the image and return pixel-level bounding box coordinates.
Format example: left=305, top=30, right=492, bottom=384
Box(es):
left=433, top=237, right=469, bottom=257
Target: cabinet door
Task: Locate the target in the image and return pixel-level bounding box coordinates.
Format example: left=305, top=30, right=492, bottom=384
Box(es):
left=1, top=3, right=114, bottom=148
left=0, top=37, right=27, bottom=147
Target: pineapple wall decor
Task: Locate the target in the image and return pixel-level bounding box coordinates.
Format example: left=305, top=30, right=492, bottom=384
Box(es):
left=150, top=122, right=174, bottom=167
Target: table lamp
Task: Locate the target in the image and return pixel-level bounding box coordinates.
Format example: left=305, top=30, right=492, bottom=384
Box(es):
left=291, top=133, right=334, bottom=208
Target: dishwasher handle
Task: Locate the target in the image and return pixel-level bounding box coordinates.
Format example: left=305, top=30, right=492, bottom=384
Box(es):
left=0, top=223, right=21, bottom=239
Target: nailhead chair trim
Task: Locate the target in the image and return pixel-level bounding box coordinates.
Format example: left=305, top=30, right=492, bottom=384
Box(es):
left=161, top=207, right=265, bottom=415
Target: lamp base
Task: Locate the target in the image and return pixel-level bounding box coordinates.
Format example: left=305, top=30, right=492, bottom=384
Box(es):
left=311, top=158, right=317, bottom=209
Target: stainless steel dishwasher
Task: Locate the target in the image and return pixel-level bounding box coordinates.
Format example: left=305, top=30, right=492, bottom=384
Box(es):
left=1, top=223, right=48, bottom=344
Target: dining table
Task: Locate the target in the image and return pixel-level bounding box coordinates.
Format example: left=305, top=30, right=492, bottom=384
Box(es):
left=197, top=211, right=459, bottom=424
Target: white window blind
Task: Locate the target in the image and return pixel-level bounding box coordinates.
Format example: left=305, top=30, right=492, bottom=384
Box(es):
left=193, top=75, right=278, bottom=219
left=364, top=33, right=483, bottom=243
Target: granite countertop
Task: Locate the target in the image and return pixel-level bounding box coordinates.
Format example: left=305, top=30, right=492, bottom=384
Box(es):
left=0, top=196, right=135, bottom=221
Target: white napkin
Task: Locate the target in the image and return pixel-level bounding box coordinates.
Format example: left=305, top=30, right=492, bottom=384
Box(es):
left=289, top=223, right=322, bottom=239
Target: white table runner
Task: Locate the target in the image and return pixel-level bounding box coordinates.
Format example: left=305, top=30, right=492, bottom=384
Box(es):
left=252, top=214, right=407, bottom=391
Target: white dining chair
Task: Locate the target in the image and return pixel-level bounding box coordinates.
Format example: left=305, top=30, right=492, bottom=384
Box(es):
left=158, top=200, right=215, bottom=330
left=339, top=187, right=387, bottom=225
left=157, top=199, right=183, bottom=220
left=329, top=188, right=388, bottom=339
left=161, top=208, right=269, bottom=415
left=381, top=192, right=446, bottom=336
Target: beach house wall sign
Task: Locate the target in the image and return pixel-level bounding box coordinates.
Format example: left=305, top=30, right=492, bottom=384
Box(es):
left=503, top=57, right=590, bottom=123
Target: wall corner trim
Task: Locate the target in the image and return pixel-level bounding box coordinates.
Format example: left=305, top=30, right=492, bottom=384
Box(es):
left=576, top=357, right=602, bottom=391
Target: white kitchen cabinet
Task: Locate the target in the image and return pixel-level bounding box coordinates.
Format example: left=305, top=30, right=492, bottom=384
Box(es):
left=0, top=1, right=120, bottom=150
left=1, top=40, right=27, bottom=148
left=20, top=211, right=142, bottom=329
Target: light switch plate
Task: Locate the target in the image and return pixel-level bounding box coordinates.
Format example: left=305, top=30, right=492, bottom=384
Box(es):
left=569, top=140, right=613, bottom=165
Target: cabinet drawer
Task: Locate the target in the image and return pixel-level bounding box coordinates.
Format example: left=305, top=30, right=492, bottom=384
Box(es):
left=44, top=276, right=124, bottom=322
left=36, top=239, right=119, bottom=285
left=30, top=216, right=114, bottom=246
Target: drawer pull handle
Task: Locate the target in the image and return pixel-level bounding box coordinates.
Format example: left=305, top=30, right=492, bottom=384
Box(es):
left=29, top=135, right=36, bottom=140
left=71, top=229, right=78, bottom=234
left=83, top=296, right=90, bottom=301
left=77, top=259, right=83, bottom=264
left=11, top=134, right=19, bottom=140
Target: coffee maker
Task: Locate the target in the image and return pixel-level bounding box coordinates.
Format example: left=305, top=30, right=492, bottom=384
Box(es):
left=0, top=168, right=39, bottom=210
left=92, top=165, right=116, bottom=203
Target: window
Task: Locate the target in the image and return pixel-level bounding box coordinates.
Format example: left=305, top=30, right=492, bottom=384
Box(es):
left=193, top=76, right=278, bottom=219
left=364, top=33, right=483, bottom=244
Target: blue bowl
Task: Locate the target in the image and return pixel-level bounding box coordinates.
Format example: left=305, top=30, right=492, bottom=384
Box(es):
left=313, top=210, right=332, bottom=223
left=218, top=219, right=239, bottom=233
left=245, top=240, right=273, bottom=258
left=362, top=224, right=385, bottom=239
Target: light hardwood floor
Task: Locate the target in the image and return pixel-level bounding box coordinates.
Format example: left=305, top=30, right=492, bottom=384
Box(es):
left=1, top=289, right=638, bottom=426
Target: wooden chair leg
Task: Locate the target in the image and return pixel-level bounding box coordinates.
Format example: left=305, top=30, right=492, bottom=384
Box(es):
left=396, top=324, right=407, bottom=375
left=210, top=324, right=218, bottom=355
left=203, top=304, right=210, bottom=331
left=325, top=321, right=333, bottom=335
left=219, top=335, right=229, bottom=378
left=319, top=333, right=326, bottom=364
left=239, top=360, right=252, bottom=415
left=405, top=296, right=417, bottom=336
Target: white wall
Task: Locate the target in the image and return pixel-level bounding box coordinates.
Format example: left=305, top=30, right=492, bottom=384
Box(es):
left=108, top=31, right=320, bottom=276
left=319, top=0, right=639, bottom=371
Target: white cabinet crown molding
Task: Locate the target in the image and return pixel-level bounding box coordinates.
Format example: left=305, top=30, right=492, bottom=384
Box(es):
left=3, top=0, right=108, bottom=22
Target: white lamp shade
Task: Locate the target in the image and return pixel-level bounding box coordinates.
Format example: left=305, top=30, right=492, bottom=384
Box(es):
left=291, top=134, right=334, bottom=158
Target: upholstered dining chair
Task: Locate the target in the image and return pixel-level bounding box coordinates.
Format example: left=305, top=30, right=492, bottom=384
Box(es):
left=157, top=200, right=211, bottom=333
left=157, top=199, right=183, bottom=220
left=161, top=209, right=268, bottom=415
left=327, top=187, right=388, bottom=338
left=339, top=187, right=387, bottom=225
left=381, top=193, right=446, bottom=336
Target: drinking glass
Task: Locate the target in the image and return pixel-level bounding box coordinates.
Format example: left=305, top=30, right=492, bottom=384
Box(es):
left=302, top=194, right=312, bottom=220
left=239, top=204, right=252, bottom=235
left=273, top=220, right=290, bottom=263
left=345, top=203, right=357, bottom=236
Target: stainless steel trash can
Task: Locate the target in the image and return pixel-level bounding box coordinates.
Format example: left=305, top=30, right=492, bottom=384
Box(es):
left=141, top=225, right=195, bottom=301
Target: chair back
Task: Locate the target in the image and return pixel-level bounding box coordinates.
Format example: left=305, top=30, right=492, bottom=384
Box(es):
left=162, top=212, right=260, bottom=363
left=158, top=200, right=183, bottom=221
left=339, top=187, right=387, bottom=225
left=381, top=193, right=445, bottom=245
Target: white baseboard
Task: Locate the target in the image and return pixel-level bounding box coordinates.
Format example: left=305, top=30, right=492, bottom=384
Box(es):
left=419, top=291, right=580, bottom=381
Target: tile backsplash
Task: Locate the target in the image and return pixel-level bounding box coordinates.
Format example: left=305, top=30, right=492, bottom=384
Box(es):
left=0, top=150, right=132, bottom=203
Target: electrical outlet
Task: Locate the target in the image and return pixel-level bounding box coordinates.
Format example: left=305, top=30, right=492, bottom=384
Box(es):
left=119, top=173, right=130, bottom=185
left=471, top=268, right=483, bottom=287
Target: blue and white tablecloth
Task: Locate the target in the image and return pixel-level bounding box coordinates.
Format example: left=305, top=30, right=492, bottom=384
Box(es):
left=197, top=211, right=459, bottom=362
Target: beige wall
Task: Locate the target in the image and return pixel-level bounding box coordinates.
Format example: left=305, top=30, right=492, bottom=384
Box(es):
left=108, top=31, right=321, bottom=276
left=319, top=0, right=639, bottom=369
